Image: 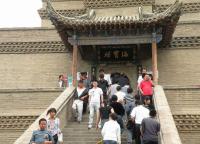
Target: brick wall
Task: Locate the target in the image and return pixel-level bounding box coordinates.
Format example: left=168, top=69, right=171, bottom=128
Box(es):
left=0, top=53, right=71, bottom=89
left=141, top=48, right=200, bottom=86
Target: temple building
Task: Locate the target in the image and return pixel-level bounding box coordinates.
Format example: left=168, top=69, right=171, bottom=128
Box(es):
left=0, top=0, right=200, bottom=144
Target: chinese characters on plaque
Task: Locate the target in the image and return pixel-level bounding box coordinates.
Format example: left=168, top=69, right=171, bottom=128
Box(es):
left=99, top=47, right=137, bottom=62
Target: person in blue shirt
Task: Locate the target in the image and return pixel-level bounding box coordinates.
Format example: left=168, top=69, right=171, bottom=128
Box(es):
left=30, top=118, right=54, bottom=144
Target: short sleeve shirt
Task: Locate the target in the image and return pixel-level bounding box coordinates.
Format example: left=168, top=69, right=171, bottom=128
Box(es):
left=140, top=80, right=153, bottom=96
left=30, top=130, right=53, bottom=144
left=130, top=105, right=150, bottom=124
left=89, top=87, right=103, bottom=103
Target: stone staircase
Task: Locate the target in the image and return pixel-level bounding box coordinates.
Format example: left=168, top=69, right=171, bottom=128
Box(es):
left=164, top=87, right=200, bottom=144
left=63, top=114, right=128, bottom=144
left=0, top=88, right=62, bottom=144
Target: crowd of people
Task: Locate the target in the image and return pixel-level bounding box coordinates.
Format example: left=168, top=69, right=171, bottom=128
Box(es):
left=30, top=68, right=160, bottom=144
left=72, top=68, right=160, bottom=144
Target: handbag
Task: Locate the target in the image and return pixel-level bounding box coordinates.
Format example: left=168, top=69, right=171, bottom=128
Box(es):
left=58, top=132, right=63, bottom=143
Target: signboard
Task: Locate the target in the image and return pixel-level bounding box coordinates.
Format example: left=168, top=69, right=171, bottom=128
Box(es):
left=98, top=45, right=137, bottom=63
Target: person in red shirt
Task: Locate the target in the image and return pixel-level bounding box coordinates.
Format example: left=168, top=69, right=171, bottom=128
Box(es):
left=139, top=73, right=154, bottom=103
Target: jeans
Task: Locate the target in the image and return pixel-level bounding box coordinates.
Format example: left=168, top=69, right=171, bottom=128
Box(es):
left=88, top=102, right=100, bottom=126
left=127, top=129, right=133, bottom=144
left=103, top=140, right=118, bottom=144
left=143, top=140, right=158, bottom=144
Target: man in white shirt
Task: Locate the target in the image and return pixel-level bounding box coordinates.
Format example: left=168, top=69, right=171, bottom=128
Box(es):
left=101, top=113, right=121, bottom=144
left=88, top=80, right=103, bottom=129
left=130, top=101, right=150, bottom=144
left=107, top=83, right=119, bottom=100
left=114, top=86, right=126, bottom=104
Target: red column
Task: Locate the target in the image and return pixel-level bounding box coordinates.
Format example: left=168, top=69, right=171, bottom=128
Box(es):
left=152, top=33, right=158, bottom=85
left=72, top=45, right=78, bottom=86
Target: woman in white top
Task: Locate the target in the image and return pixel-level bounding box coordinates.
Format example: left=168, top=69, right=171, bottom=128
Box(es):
left=101, top=113, right=121, bottom=144
left=46, top=108, right=61, bottom=144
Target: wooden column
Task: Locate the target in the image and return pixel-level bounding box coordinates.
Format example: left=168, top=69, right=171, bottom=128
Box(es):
left=72, top=44, right=78, bottom=86
left=152, top=33, right=158, bottom=85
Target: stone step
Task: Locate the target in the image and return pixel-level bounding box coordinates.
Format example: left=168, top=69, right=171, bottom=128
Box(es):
left=63, top=112, right=129, bottom=144
left=0, top=130, right=24, bottom=144
left=179, top=132, right=200, bottom=144
left=165, top=89, right=200, bottom=115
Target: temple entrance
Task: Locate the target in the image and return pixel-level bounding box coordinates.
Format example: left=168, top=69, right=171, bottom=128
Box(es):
left=97, top=64, right=137, bottom=88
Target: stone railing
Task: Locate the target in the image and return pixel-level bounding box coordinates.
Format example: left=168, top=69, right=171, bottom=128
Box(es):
left=14, top=86, right=75, bottom=144
left=153, top=85, right=182, bottom=144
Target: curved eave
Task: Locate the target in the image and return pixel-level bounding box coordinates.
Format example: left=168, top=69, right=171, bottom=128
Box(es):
left=47, top=0, right=181, bottom=30
left=46, top=0, right=182, bottom=46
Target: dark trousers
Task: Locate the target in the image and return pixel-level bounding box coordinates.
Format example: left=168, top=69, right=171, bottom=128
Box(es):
left=53, top=134, right=58, bottom=144
left=83, top=101, right=88, bottom=114
left=103, top=140, right=118, bottom=144
left=116, top=115, right=124, bottom=133
left=143, top=140, right=158, bottom=144
left=135, top=124, right=141, bottom=144
left=141, top=95, right=153, bottom=104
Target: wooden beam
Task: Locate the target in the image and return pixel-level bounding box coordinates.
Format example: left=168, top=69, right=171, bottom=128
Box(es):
left=68, top=35, right=162, bottom=46
left=152, top=33, right=158, bottom=85
left=72, top=45, right=78, bottom=86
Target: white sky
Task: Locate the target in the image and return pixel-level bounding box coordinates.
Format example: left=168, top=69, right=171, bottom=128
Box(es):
left=0, top=0, right=42, bottom=28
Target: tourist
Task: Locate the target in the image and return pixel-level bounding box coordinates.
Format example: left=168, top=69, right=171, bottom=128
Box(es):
left=141, top=109, right=160, bottom=144
left=110, top=95, right=125, bottom=132
left=124, top=87, right=135, bottom=117
left=80, top=72, right=90, bottom=113
left=121, top=82, right=130, bottom=95
left=101, top=113, right=121, bottom=144
left=130, top=100, right=150, bottom=144
left=99, top=69, right=112, bottom=85
left=96, top=100, right=114, bottom=129
left=126, top=116, right=135, bottom=144
left=98, top=74, right=109, bottom=100
left=107, top=81, right=119, bottom=101
left=88, top=80, right=103, bottom=129
left=58, top=75, right=64, bottom=88
left=30, top=118, right=54, bottom=144
left=137, top=68, right=147, bottom=88
left=72, top=80, right=88, bottom=123
left=143, top=96, right=155, bottom=111
left=115, top=86, right=126, bottom=104
left=118, top=73, right=129, bottom=87
left=139, top=73, right=154, bottom=103
left=80, top=72, right=90, bottom=90
left=46, top=108, right=61, bottom=144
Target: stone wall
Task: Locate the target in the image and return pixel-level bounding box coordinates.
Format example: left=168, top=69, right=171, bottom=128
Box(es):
left=0, top=53, right=71, bottom=89
left=0, top=28, right=91, bottom=89
left=141, top=48, right=200, bottom=86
